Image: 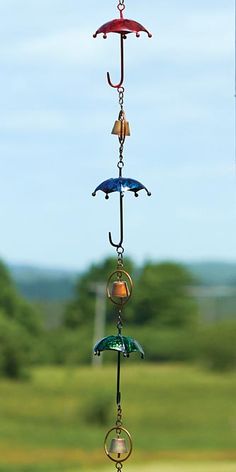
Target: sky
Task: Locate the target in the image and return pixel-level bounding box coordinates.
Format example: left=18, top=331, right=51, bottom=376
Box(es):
left=0, top=0, right=235, bottom=270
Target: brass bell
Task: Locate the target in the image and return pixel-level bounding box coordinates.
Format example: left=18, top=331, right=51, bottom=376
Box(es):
left=108, top=438, right=128, bottom=455
left=112, top=111, right=130, bottom=138
left=112, top=280, right=130, bottom=299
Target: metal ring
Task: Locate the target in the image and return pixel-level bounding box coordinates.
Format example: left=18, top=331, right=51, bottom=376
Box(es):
left=117, top=161, right=124, bottom=169
left=104, top=426, right=133, bottom=463
left=117, top=86, right=125, bottom=94
left=117, top=247, right=124, bottom=254
left=106, top=269, right=133, bottom=306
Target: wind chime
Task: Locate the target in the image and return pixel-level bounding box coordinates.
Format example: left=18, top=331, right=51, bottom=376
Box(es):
left=92, top=1, right=152, bottom=470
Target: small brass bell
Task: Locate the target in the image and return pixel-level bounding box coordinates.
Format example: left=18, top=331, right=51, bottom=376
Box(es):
left=112, top=280, right=130, bottom=299
left=112, top=111, right=130, bottom=138
left=109, top=438, right=128, bottom=455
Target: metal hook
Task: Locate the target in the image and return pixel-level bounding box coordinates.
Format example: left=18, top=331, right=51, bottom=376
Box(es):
left=109, top=193, right=124, bottom=248
left=107, top=35, right=125, bottom=89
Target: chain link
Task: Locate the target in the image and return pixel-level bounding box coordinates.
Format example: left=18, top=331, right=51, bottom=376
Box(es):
left=117, top=0, right=125, bottom=13
left=117, top=88, right=125, bottom=172
left=117, top=311, right=123, bottom=333
left=116, top=404, right=123, bottom=430
left=118, top=142, right=124, bottom=167
left=118, top=87, right=124, bottom=110
left=119, top=142, right=124, bottom=159
left=117, top=323, right=122, bottom=334
left=117, top=252, right=124, bottom=285
left=117, top=253, right=124, bottom=267
left=115, top=463, right=123, bottom=471
left=116, top=246, right=124, bottom=264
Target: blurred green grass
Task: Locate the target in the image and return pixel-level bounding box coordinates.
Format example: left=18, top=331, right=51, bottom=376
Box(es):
left=0, top=363, right=235, bottom=471
left=0, top=463, right=236, bottom=472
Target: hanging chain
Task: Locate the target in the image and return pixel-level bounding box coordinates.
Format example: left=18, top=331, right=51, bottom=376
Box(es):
left=116, top=404, right=123, bottom=430
left=93, top=2, right=152, bottom=469
left=117, top=309, right=123, bottom=333
left=116, top=246, right=124, bottom=265
left=117, top=251, right=124, bottom=268
left=118, top=86, right=124, bottom=111
left=117, top=87, right=125, bottom=175
left=116, top=87, right=125, bottom=255
left=117, top=146, right=124, bottom=174
left=115, top=28, right=125, bottom=419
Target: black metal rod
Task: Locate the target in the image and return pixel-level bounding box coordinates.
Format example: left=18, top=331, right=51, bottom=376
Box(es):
left=116, top=351, right=121, bottom=405
left=108, top=192, right=124, bottom=249
left=107, top=35, right=125, bottom=89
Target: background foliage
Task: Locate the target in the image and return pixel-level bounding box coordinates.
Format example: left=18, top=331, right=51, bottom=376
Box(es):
left=0, top=257, right=236, bottom=376
left=0, top=257, right=235, bottom=472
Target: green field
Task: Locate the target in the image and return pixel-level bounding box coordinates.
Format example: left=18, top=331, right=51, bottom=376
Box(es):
left=105, top=464, right=236, bottom=472
left=0, top=364, right=235, bottom=471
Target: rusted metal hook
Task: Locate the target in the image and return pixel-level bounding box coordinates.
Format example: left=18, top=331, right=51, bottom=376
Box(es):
left=109, top=193, right=124, bottom=248
left=107, top=35, right=125, bottom=89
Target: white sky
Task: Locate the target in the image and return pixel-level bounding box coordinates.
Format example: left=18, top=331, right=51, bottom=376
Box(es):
left=0, top=0, right=235, bottom=269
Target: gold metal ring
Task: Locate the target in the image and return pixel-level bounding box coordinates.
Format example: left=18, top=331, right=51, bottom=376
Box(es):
left=104, top=426, right=133, bottom=463
left=106, top=269, right=133, bottom=306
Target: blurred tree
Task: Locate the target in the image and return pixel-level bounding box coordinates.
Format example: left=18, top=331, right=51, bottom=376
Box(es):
left=0, top=312, right=32, bottom=379
left=63, top=258, right=197, bottom=330
left=0, top=261, right=41, bottom=335
left=63, top=257, right=134, bottom=329
left=130, top=262, right=198, bottom=327
left=198, top=320, right=236, bottom=371
left=0, top=260, right=42, bottom=378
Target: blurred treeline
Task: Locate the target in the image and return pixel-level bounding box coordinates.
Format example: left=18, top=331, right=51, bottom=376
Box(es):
left=0, top=258, right=236, bottom=379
